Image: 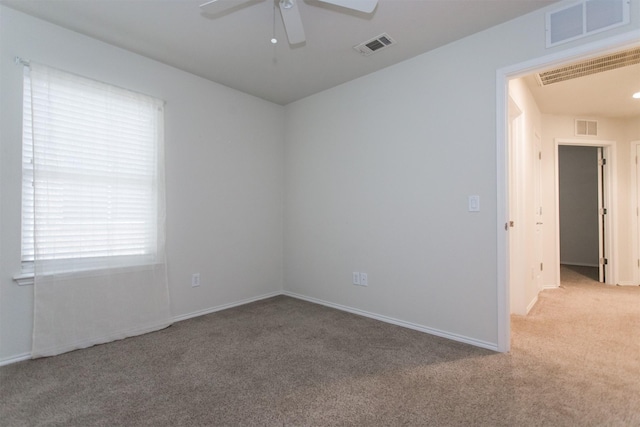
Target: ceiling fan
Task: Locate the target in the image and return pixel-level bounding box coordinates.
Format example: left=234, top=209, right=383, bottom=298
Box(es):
left=199, top=0, right=378, bottom=45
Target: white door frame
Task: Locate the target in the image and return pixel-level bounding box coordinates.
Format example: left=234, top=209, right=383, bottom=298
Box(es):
left=554, top=139, right=617, bottom=286
left=534, top=131, right=544, bottom=293
left=495, top=30, right=640, bottom=353
left=508, top=97, right=526, bottom=315
left=632, top=141, right=640, bottom=286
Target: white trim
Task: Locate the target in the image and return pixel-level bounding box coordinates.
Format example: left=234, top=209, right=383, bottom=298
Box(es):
left=1, top=289, right=499, bottom=365
left=13, top=273, right=34, bottom=286
left=617, top=281, right=638, bottom=286
left=632, top=141, right=640, bottom=286
left=561, top=261, right=599, bottom=268
left=0, top=353, right=31, bottom=367
left=13, top=262, right=165, bottom=287
left=283, top=291, right=499, bottom=352
left=554, top=138, right=617, bottom=286
left=496, top=68, right=510, bottom=352
left=0, top=291, right=283, bottom=365
left=526, top=295, right=539, bottom=314
left=496, top=29, right=640, bottom=354
left=171, top=290, right=282, bottom=323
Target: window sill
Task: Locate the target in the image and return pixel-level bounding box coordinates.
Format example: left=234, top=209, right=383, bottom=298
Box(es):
left=13, top=262, right=162, bottom=287
left=13, top=273, right=34, bottom=286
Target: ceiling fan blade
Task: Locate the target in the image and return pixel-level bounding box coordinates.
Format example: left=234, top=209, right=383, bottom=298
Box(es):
left=279, top=0, right=306, bottom=45
left=199, top=0, right=259, bottom=15
left=317, top=0, right=377, bottom=13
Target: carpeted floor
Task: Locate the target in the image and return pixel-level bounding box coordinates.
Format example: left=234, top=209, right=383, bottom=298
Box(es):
left=561, top=264, right=599, bottom=282
left=1, top=267, right=639, bottom=426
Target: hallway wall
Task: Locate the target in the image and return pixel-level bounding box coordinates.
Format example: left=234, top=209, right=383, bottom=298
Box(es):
left=508, top=78, right=543, bottom=314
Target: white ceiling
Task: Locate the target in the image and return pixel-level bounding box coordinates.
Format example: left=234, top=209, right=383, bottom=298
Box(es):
left=4, top=0, right=638, bottom=117
left=1, top=0, right=559, bottom=105
left=524, top=62, right=640, bottom=119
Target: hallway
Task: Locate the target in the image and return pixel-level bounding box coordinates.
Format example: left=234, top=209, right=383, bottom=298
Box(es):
left=510, top=263, right=640, bottom=423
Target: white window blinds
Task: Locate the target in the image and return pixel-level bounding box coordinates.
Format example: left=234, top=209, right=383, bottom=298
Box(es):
left=22, top=64, right=165, bottom=274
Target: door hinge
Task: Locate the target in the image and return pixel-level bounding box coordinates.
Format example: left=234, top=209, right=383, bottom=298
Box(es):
left=540, top=262, right=543, bottom=271
left=600, top=258, right=608, bottom=265
left=599, top=207, right=607, bottom=215
left=538, top=151, right=542, bottom=160
left=599, top=158, right=607, bottom=166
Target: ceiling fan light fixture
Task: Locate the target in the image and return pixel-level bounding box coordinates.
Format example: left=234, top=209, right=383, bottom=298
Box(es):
left=270, top=2, right=278, bottom=44
left=633, top=91, right=640, bottom=99
left=280, top=0, right=294, bottom=10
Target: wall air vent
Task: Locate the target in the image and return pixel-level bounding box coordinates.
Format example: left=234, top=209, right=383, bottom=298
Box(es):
left=536, top=47, right=640, bottom=86
left=354, top=33, right=395, bottom=56
left=546, top=0, right=630, bottom=48
left=575, top=119, right=598, bottom=136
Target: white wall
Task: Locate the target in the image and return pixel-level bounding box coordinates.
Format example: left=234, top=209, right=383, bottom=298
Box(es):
left=284, top=0, right=640, bottom=348
left=507, top=78, right=543, bottom=315
left=0, top=7, right=285, bottom=363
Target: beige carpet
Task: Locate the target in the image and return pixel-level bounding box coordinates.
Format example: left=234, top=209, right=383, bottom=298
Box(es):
left=1, top=268, right=639, bottom=426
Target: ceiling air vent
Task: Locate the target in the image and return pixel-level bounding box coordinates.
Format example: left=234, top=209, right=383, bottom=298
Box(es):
left=546, top=0, right=630, bottom=47
left=354, top=33, right=395, bottom=56
left=536, top=47, right=640, bottom=86
left=575, top=119, right=598, bottom=136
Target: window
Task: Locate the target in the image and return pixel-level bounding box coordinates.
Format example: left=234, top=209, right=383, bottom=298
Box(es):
left=22, top=64, right=165, bottom=274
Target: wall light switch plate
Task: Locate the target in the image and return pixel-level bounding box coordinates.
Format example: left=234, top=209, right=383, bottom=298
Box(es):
left=191, top=273, right=200, bottom=287
left=360, top=273, right=368, bottom=286
left=468, top=195, right=480, bottom=212
left=352, top=272, right=361, bottom=285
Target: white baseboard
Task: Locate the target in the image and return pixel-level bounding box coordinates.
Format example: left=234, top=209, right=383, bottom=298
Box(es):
left=0, top=352, right=31, bottom=367
left=560, top=262, right=598, bottom=268
left=526, top=295, right=539, bottom=314
left=172, top=290, right=282, bottom=323
left=0, top=292, right=283, bottom=366
left=616, top=281, right=638, bottom=286
left=1, top=290, right=499, bottom=365
left=283, top=291, right=498, bottom=352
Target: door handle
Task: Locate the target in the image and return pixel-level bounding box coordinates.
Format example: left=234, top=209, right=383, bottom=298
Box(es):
left=536, top=222, right=543, bottom=225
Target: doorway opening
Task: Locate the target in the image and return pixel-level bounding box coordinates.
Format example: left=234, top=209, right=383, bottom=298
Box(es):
left=556, top=142, right=616, bottom=285
left=496, top=30, right=640, bottom=352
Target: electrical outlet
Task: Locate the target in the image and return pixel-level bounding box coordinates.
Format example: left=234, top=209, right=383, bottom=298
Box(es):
left=352, top=272, right=360, bottom=285
left=191, top=273, right=200, bottom=287
left=360, top=273, right=368, bottom=286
